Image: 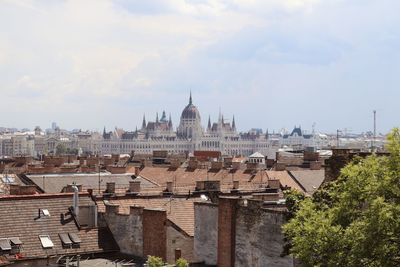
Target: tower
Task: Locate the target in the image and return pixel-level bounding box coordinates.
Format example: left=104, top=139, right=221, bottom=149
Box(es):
left=177, top=93, right=202, bottom=139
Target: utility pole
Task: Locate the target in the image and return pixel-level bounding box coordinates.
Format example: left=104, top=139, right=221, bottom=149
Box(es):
left=336, top=129, right=340, bottom=148
left=373, top=110, right=376, bottom=152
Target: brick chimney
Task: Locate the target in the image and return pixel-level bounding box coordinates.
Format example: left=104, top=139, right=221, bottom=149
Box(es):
left=129, top=181, right=141, bottom=193
left=106, top=182, right=115, bottom=194
left=166, top=182, right=173, bottom=193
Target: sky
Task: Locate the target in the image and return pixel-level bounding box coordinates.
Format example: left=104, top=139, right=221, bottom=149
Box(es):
left=0, top=0, right=399, bottom=134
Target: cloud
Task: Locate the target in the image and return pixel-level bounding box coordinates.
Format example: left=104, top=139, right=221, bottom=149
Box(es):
left=0, top=0, right=399, bottom=132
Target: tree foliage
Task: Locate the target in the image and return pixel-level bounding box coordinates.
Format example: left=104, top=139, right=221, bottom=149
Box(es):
left=283, top=128, right=400, bottom=267
left=175, top=258, right=189, bottom=267
left=147, top=256, right=164, bottom=267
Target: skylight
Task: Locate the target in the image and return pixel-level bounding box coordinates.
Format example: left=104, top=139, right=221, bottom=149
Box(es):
left=39, top=235, right=54, bottom=249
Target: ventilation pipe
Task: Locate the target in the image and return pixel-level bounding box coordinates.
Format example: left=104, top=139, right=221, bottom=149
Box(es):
left=72, top=184, right=79, bottom=217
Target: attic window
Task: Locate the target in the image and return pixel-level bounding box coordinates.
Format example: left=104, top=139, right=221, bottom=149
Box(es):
left=39, top=235, right=54, bottom=249
left=0, top=238, right=11, bottom=251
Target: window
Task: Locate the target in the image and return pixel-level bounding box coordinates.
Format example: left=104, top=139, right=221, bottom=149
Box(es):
left=39, top=235, right=54, bottom=248
left=68, top=233, right=81, bottom=244
left=59, top=233, right=73, bottom=247
left=41, top=209, right=50, bottom=217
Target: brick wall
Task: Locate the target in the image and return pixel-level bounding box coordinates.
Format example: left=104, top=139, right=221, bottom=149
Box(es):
left=217, top=197, right=239, bottom=267
left=143, top=209, right=167, bottom=261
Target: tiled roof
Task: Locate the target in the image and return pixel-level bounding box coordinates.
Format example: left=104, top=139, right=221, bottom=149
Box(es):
left=138, top=166, right=270, bottom=192
left=288, top=170, right=325, bottom=195
left=266, top=171, right=306, bottom=194
left=0, top=193, right=118, bottom=260
left=98, top=197, right=201, bottom=237
left=25, top=173, right=144, bottom=194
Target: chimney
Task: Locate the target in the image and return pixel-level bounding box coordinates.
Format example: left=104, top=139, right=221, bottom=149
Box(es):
left=166, top=182, right=173, bottom=193
left=170, top=158, right=181, bottom=168
left=233, top=181, right=239, bottom=190
left=66, top=184, right=82, bottom=193
left=196, top=181, right=205, bottom=191
left=129, top=181, right=141, bottom=193
left=268, top=179, right=280, bottom=189
left=232, top=162, right=241, bottom=170
left=246, top=162, right=258, bottom=171
left=106, top=182, right=115, bottom=194
left=211, top=161, right=223, bottom=170
left=188, top=157, right=198, bottom=169
left=9, top=185, right=37, bottom=195
left=134, top=166, right=141, bottom=176
left=105, top=203, right=119, bottom=214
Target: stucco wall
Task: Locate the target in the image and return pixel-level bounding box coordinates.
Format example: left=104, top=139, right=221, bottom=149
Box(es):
left=194, top=202, right=218, bottom=265
left=166, top=224, right=194, bottom=264
left=102, top=206, right=143, bottom=257
left=235, top=202, right=293, bottom=267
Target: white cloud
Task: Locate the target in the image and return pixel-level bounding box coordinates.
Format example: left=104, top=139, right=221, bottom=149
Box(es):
left=0, top=0, right=399, bottom=132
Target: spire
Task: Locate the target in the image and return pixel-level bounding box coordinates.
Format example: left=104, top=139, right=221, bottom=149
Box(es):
left=232, top=115, right=236, bottom=131
left=168, top=113, right=173, bottom=129
left=161, top=110, right=167, bottom=122
left=207, top=115, right=211, bottom=130
left=156, top=112, right=159, bottom=124
left=142, top=114, right=146, bottom=129
left=103, top=126, right=106, bottom=135
left=189, top=91, right=192, bottom=105
left=221, top=114, right=224, bottom=124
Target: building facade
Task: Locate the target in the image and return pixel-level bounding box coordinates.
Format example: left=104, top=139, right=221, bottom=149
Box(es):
left=101, top=94, right=279, bottom=158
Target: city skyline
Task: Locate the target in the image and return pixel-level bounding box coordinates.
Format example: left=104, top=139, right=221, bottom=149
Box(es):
left=0, top=92, right=386, bottom=135
left=1, top=1, right=399, bottom=133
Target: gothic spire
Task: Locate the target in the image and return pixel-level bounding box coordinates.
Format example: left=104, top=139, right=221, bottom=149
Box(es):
left=156, top=112, right=159, bottom=124
left=207, top=115, right=211, bottom=130
left=142, top=114, right=146, bottom=129
left=168, top=113, right=173, bottom=129
left=232, top=115, right=236, bottom=131
left=189, top=91, right=192, bottom=105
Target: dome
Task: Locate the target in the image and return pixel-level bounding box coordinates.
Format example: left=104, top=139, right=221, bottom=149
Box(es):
left=181, top=104, right=200, bottom=119
left=180, top=93, right=201, bottom=120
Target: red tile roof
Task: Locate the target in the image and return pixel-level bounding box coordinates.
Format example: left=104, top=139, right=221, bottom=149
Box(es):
left=0, top=193, right=118, bottom=260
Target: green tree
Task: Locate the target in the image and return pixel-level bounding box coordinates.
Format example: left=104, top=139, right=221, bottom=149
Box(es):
left=175, top=258, right=189, bottom=267
left=147, top=256, right=164, bottom=267
left=55, top=143, right=67, bottom=155
left=283, top=128, right=400, bottom=267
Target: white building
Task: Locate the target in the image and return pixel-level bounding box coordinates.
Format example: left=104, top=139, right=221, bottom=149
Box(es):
left=280, top=127, right=329, bottom=150
left=101, top=94, right=279, bottom=158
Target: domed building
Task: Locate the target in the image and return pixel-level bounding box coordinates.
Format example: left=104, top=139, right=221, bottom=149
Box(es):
left=177, top=93, right=203, bottom=139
